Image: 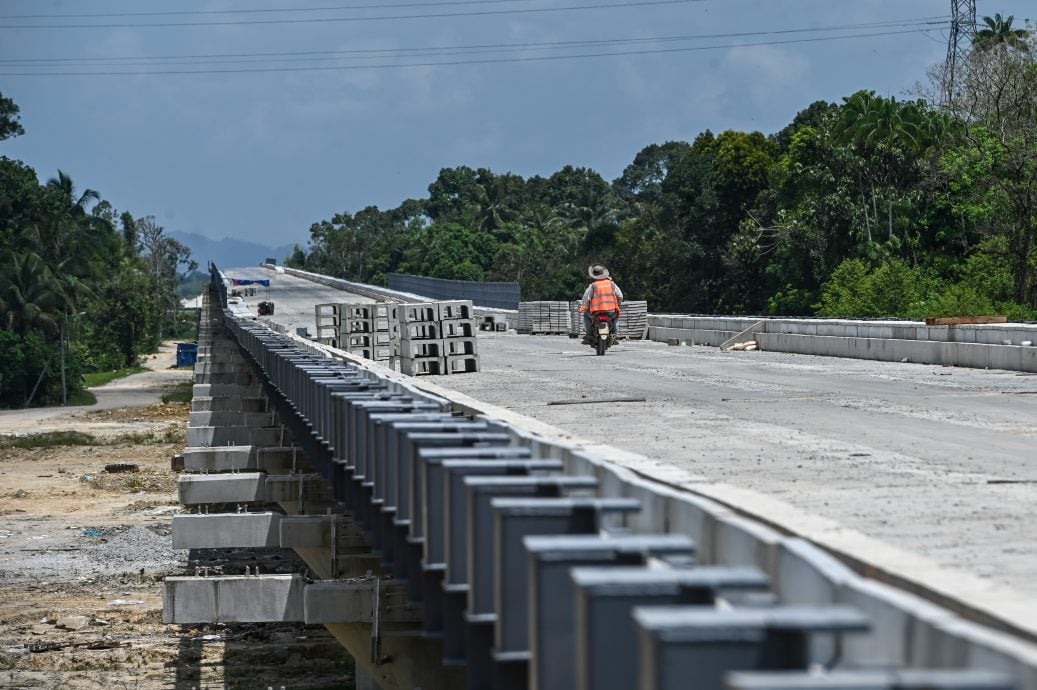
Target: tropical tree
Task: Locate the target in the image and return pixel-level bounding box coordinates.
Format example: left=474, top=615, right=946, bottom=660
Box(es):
left=939, top=25, right=1037, bottom=305
left=974, top=14, right=1029, bottom=51
left=0, top=252, right=65, bottom=336
left=0, top=90, right=24, bottom=141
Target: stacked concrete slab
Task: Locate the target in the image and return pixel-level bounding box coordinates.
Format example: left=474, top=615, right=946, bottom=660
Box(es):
left=340, top=303, right=392, bottom=364
left=314, top=303, right=340, bottom=347
left=568, top=301, right=583, bottom=339
left=518, top=301, right=571, bottom=334
left=616, top=300, right=649, bottom=339
left=478, top=314, right=509, bottom=332
left=391, top=300, right=479, bottom=376
left=315, top=302, right=393, bottom=364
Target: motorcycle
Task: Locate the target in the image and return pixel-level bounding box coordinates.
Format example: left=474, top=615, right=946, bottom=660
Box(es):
left=589, top=312, right=617, bottom=356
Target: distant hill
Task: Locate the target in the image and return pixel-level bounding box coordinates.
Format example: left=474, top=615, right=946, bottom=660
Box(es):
left=169, top=230, right=296, bottom=269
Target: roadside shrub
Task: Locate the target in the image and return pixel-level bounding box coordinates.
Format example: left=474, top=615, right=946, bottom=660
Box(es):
left=0, top=329, right=85, bottom=409
left=817, top=252, right=1037, bottom=320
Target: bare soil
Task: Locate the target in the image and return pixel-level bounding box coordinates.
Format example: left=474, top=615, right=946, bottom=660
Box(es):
left=0, top=373, right=355, bottom=688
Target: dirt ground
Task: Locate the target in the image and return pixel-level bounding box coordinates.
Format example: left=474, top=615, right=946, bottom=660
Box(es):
left=0, top=351, right=356, bottom=689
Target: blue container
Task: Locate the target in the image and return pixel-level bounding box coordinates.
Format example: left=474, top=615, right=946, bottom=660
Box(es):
left=176, top=342, right=198, bottom=368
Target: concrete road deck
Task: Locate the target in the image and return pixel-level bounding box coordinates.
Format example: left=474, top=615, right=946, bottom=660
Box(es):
left=430, top=332, right=1037, bottom=603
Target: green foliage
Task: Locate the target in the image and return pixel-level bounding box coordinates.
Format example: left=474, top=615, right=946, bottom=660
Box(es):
left=0, top=430, right=98, bottom=450
left=0, top=90, right=24, bottom=141
left=767, top=285, right=816, bottom=316
left=974, top=14, right=1029, bottom=51
left=816, top=258, right=937, bottom=318
left=165, top=306, right=199, bottom=341
left=85, top=269, right=163, bottom=370
left=161, top=380, right=194, bottom=404
left=82, top=366, right=147, bottom=388
left=1, top=95, right=192, bottom=408
left=68, top=389, right=97, bottom=406
left=816, top=252, right=1037, bottom=321
left=176, top=270, right=208, bottom=299
left=0, top=426, right=186, bottom=449
left=0, top=328, right=84, bottom=409
left=816, top=259, right=877, bottom=317
left=285, top=244, right=307, bottom=268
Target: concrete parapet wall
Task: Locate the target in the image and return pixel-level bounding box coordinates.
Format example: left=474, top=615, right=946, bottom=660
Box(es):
left=648, top=325, right=738, bottom=347
left=758, top=333, right=1037, bottom=373
left=647, top=315, right=1037, bottom=373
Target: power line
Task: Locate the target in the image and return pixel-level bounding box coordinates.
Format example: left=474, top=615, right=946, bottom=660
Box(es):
left=0, top=0, right=534, bottom=20
left=0, top=0, right=702, bottom=30
left=0, top=17, right=950, bottom=66
left=0, top=27, right=947, bottom=76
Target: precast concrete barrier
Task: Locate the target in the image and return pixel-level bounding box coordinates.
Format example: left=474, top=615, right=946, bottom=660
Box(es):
left=164, top=267, right=1037, bottom=690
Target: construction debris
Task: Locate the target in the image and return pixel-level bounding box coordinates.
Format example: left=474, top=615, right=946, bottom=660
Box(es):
left=728, top=341, right=758, bottom=352
left=547, top=397, right=647, bottom=406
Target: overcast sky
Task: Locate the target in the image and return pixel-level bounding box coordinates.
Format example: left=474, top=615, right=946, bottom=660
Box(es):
left=1, top=0, right=1032, bottom=251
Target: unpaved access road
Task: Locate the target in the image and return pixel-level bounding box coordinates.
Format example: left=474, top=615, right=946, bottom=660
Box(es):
left=0, top=346, right=354, bottom=689
left=429, top=332, right=1037, bottom=605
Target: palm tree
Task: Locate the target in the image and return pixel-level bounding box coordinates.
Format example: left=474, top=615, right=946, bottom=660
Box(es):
left=0, top=252, right=64, bottom=336
left=836, top=91, right=922, bottom=153
left=836, top=92, right=927, bottom=242
left=974, top=14, right=1029, bottom=51
left=46, top=170, right=99, bottom=217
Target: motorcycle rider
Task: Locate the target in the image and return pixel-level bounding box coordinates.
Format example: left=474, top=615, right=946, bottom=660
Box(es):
left=580, top=264, right=624, bottom=345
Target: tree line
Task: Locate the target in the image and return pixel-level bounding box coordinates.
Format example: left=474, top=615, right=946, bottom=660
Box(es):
left=290, top=15, right=1036, bottom=322
left=0, top=93, right=196, bottom=408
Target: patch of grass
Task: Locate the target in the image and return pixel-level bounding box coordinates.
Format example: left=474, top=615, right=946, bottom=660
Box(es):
left=1, top=425, right=185, bottom=450
left=68, top=389, right=97, bottom=406
left=113, top=425, right=186, bottom=446
left=83, top=366, right=147, bottom=388
left=160, top=380, right=194, bottom=404
left=0, top=430, right=100, bottom=450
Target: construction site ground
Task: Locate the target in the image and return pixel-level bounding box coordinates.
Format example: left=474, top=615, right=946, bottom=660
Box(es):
left=0, top=342, right=355, bottom=690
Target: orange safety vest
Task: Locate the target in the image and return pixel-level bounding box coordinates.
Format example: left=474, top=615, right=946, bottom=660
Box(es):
left=588, top=279, right=621, bottom=316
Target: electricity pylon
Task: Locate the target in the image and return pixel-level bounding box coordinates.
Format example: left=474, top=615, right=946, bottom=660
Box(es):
left=944, top=0, right=977, bottom=105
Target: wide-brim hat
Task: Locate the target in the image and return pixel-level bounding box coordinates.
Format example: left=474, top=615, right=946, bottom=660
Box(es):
left=588, top=264, right=610, bottom=279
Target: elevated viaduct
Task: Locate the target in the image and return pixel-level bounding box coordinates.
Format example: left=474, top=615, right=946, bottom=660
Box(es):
left=165, top=264, right=1037, bottom=690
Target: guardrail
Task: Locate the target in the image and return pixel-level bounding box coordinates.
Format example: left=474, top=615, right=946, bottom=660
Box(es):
left=180, top=265, right=1037, bottom=690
